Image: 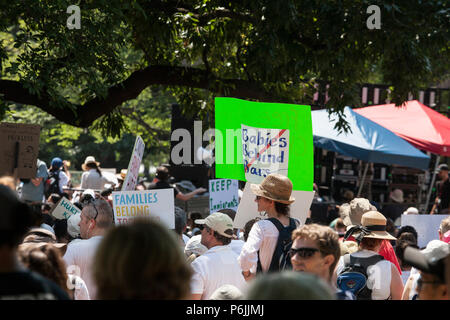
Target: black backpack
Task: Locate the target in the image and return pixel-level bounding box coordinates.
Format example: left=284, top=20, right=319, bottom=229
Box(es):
left=44, top=170, right=61, bottom=198
left=336, top=253, right=384, bottom=300
left=257, top=217, right=298, bottom=272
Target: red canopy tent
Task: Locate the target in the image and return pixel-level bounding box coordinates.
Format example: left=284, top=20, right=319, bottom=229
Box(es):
left=354, top=100, right=450, bottom=213
left=354, top=100, right=450, bottom=156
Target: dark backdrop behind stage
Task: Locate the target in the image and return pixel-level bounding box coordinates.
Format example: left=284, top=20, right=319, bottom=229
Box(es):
left=169, top=104, right=211, bottom=189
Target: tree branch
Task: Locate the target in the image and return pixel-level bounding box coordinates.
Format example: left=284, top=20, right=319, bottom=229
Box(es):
left=0, top=65, right=277, bottom=127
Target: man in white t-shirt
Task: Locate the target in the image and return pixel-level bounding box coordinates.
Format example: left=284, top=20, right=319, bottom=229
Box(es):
left=190, top=212, right=247, bottom=300
left=63, top=198, right=114, bottom=300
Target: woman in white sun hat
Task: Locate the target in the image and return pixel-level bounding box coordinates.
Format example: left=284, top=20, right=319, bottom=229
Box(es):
left=80, top=156, right=116, bottom=190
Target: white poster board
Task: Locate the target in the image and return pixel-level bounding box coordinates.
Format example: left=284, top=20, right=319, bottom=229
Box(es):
left=112, top=189, right=175, bottom=228
left=209, top=179, right=239, bottom=214
left=401, top=215, right=449, bottom=248
left=241, top=124, right=289, bottom=184
left=51, top=197, right=82, bottom=220
left=122, top=136, right=145, bottom=191
left=233, top=183, right=314, bottom=229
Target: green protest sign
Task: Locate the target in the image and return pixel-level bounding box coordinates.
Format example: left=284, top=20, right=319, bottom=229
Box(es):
left=215, top=97, right=313, bottom=191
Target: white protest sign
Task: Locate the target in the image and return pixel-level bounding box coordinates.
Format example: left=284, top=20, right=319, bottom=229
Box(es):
left=122, top=136, right=145, bottom=191
left=112, top=189, right=175, bottom=228
left=51, top=197, right=82, bottom=220
left=401, top=214, right=449, bottom=248
left=241, top=124, right=289, bottom=184
left=209, top=179, right=239, bottom=214
left=233, top=183, right=315, bottom=229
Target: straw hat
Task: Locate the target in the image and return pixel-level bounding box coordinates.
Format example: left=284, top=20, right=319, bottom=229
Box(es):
left=116, top=169, right=127, bottom=181
left=340, top=198, right=377, bottom=227
left=82, top=156, right=100, bottom=171
left=345, top=211, right=397, bottom=242
left=250, top=174, right=295, bottom=204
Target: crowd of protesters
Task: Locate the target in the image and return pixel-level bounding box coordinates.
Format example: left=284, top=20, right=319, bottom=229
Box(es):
left=0, top=156, right=449, bottom=300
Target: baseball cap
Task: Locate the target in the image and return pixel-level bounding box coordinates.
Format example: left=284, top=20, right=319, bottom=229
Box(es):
left=195, top=212, right=235, bottom=238
left=435, top=163, right=449, bottom=173
left=403, top=240, right=450, bottom=281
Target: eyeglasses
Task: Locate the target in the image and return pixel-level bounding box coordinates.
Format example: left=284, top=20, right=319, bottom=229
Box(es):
left=288, top=247, right=320, bottom=259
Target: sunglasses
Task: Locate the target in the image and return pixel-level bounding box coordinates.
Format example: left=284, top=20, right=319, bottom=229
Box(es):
left=83, top=197, right=99, bottom=221
left=288, top=247, right=319, bottom=258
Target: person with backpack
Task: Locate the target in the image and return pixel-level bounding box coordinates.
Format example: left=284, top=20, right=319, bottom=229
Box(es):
left=335, top=210, right=404, bottom=300
left=45, top=157, right=69, bottom=198
left=290, top=224, right=355, bottom=300
left=238, top=174, right=300, bottom=280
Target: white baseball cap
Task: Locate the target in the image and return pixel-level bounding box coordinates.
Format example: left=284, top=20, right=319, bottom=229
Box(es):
left=195, top=212, right=235, bottom=238
left=67, top=213, right=81, bottom=238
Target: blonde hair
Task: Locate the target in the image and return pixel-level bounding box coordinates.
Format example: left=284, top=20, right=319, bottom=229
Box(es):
left=0, top=176, right=16, bottom=190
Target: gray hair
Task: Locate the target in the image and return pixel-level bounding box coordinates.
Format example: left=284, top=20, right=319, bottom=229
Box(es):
left=83, top=199, right=114, bottom=229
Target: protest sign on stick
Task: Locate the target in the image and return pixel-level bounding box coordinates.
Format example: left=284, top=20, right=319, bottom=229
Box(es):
left=209, top=179, right=239, bottom=214
left=122, top=136, right=145, bottom=191
left=112, top=189, right=175, bottom=228
left=215, top=98, right=314, bottom=226
left=51, top=197, right=82, bottom=220
left=0, top=122, right=41, bottom=178
left=401, top=214, right=450, bottom=248
left=215, top=98, right=313, bottom=191
left=241, top=124, right=290, bottom=184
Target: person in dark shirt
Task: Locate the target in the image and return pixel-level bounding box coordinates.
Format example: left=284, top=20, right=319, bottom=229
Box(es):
left=148, top=166, right=206, bottom=201
left=0, top=185, right=69, bottom=300
left=433, top=164, right=449, bottom=214
left=382, top=189, right=406, bottom=222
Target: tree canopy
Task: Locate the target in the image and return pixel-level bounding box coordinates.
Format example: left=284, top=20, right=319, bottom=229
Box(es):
left=1, top=0, right=449, bottom=134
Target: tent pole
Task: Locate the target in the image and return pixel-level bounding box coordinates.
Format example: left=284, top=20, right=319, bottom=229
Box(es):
left=425, top=155, right=440, bottom=214
left=357, top=162, right=369, bottom=198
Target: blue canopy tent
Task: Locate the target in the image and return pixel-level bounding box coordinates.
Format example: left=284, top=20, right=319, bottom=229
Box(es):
left=312, top=107, right=430, bottom=196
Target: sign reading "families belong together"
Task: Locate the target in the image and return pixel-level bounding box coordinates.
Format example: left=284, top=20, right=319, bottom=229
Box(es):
left=112, top=189, right=175, bottom=228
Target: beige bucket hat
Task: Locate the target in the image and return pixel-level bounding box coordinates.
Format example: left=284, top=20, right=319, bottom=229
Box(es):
left=339, top=198, right=377, bottom=227
left=250, top=173, right=295, bottom=204
left=344, top=210, right=397, bottom=242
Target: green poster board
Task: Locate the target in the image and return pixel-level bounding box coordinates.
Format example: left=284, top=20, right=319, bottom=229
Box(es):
left=215, top=97, right=313, bottom=191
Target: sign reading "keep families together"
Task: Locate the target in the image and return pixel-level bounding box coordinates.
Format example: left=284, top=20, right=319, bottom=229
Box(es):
left=112, top=189, right=175, bottom=228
